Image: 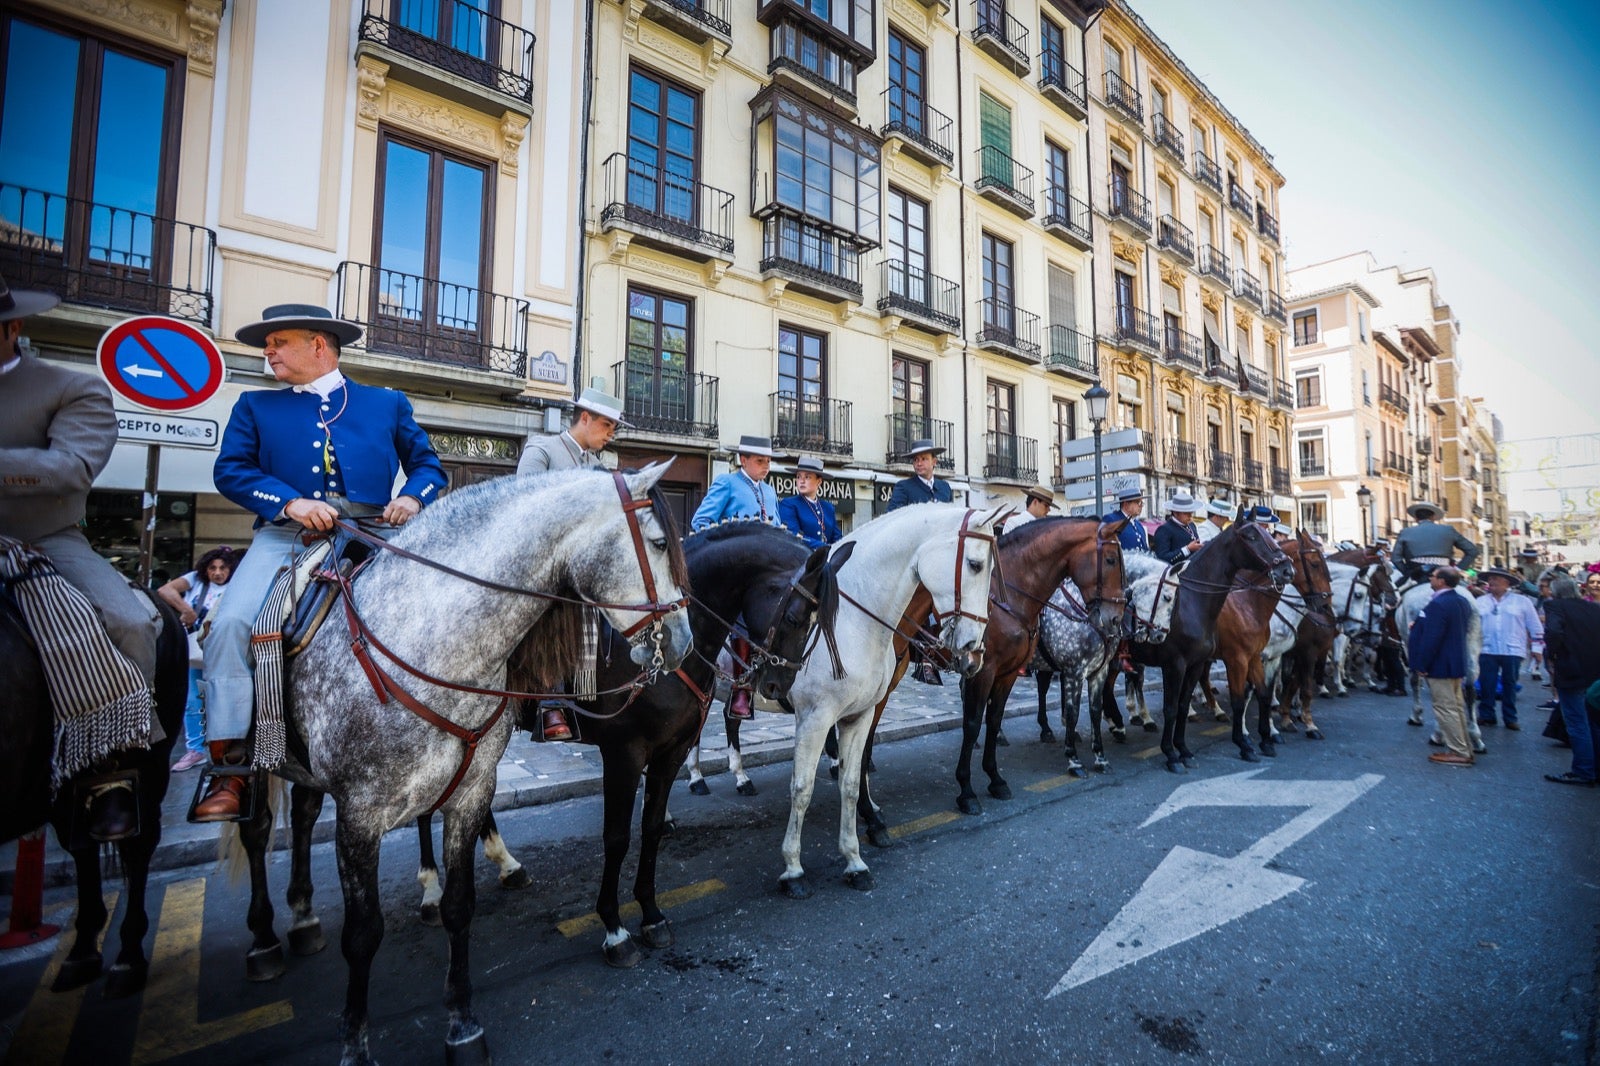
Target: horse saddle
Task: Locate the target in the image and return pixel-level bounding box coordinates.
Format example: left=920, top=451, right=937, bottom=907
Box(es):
left=259, top=531, right=373, bottom=659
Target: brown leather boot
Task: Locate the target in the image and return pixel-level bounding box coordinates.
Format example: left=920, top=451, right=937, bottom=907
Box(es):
left=192, top=740, right=250, bottom=822
left=540, top=707, right=573, bottom=742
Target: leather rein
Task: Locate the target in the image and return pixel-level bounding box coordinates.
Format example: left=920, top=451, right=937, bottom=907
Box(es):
left=839, top=509, right=993, bottom=656
left=1002, top=530, right=1126, bottom=631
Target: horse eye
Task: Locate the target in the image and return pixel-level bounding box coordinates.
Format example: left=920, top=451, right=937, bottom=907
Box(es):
left=650, top=537, right=667, bottom=551
left=967, top=557, right=983, bottom=573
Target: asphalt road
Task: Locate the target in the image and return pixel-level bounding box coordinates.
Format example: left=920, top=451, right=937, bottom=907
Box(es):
left=3, top=689, right=1597, bottom=1065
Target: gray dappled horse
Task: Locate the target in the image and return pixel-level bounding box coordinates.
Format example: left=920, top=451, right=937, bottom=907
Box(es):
left=234, top=466, right=692, bottom=1066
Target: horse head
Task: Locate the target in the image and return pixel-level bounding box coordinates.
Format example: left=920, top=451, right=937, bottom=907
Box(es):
left=916, top=507, right=1002, bottom=678
left=1082, top=518, right=1129, bottom=638
left=1232, top=519, right=1293, bottom=589
left=1125, top=554, right=1179, bottom=644
left=1291, top=529, right=1336, bottom=620
left=747, top=540, right=856, bottom=701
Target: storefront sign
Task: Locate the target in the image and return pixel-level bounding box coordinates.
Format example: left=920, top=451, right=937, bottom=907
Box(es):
left=769, top=474, right=856, bottom=502
left=115, top=411, right=219, bottom=450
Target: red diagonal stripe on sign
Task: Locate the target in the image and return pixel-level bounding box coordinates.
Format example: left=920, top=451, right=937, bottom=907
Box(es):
left=130, top=329, right=199, bottom=400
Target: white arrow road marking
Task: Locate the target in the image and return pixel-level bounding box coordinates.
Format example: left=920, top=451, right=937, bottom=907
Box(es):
left=1048, top=769, right=1382, bottom=996
left=123, top=364, right=165, bottom=379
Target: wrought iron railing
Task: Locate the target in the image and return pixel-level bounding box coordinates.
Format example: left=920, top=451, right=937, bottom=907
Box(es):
left=1111, top=305, right=1160, bottom=351
left=1270, top=465, right=1291, bottom=494
left=985, top=431, right=1038, bottom=482
left=612, top=360, right=719, bottom=439
left=1416, top=436, right=1433, bottom=455
left=1227, top=180, right=1253, bottom=218
left=975, top=146, right=1036, bottom=212
left=1039, top=44, right=1086, bottom=111
left=1209, top=448, right=1235, bottom=483
left=971, top=0, right=1030, bottom=70
left=769, top=18, right=858, bottom=103
left=1043, top=186, right=1092, bottom=244
left=1256, top=204, right=1279, bottom=243
left=0, top=183, right=216, bottom=325
left=1273, top=378, right=1294, bottom=408
left=643, top=0, right=732, bottom=39
left=1193, top=150, right=1223, bottom=193
left=1243, top=363, right=1270, bottom=393
left=1198, top=244, right=1231, bottom=283
left=1104, top=69, right=1142, bottom=120
left=600, top=154, right=734, bottom=255
left=1157, top=214, right=1194, bottom=261
left=1299, top=459, right=1327, bottom=477
left=1153, top=113, right=1185, bottom=159
left=1243, top=458, right=1264, bottom=490
left=1383, top=451, right=1412, bottom=476
left=886, top=412, right=955, bottom=471
left=1163, top=322, right=1204, bottom=369
left=359, top=0, right=535, bottom=101
left=1107, top=178, right=1152, bottom=233
left=976, top=298, right=1041, bottom=361
left=878, top=260, right=961, bottom=332
left=1044, top=325, right=1096, bottom=378
left=334, top=260, right=529, bottom=375
left=880, top=89, right=954, bottom=166
left=1233, top=268, right=1263, bottom=306
left=771, top=391, right=852, bottom=457
left=1167, top=438, right=1197, bottom=478
left=1380, top=383, right=1410, bottom=413
left=760, top=214, right=862, bottom=299
left=1264, top=289, right=1287, bottom=323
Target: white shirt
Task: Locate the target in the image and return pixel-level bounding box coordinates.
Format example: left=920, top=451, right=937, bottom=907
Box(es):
left=1196, top=518, right=1228, bottom=544
left=293, top=369, right=346, bottom=398
left=1475, top=591, right=1544, bottom=658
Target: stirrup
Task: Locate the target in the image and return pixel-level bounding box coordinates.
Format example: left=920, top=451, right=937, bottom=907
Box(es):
left=74, top=769, right=141, bottom=846
left=186, top=764, right=257, bottom=824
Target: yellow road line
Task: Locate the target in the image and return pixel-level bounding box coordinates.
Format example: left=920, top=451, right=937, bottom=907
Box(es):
left=1202, top=725, right=1231, bottom=737
left=4, top=893, right=116, bottom=1066
left=557, top=878, right=727, bottom=939
left=887, top=810, right=960, bottom=840
left=1025, top=773, right=1081, bottom=793
left=1133, top=746, right=1163, bottom=759
left=131, top=878, right=293, bottom=1065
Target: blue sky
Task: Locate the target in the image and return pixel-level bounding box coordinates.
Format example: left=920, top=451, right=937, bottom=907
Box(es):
left=1130, top=0, right=1600, bottom=510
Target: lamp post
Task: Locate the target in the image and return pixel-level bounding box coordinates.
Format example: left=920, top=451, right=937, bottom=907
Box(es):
left=1356, top=483, right=1372, bottom=545
left=1086, top=383, right=1110, bottom=517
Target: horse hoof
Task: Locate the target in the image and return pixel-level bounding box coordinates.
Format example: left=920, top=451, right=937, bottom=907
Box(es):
left=51, top=954, right=102, bottom=992
left=661, top=816, right=677, bottom=836
left=736, top=780, right=758, bottom=797
left=1180, top=755, right=1197, bottom=768
left=1093, top=760, right=1110, bottom=774
left=1143, top=721, right=1159, bottom=732
left=1241, top=749, right=1261, bottom=763
left=289, top=919, right=326, bottom=956
left=1186, top=711, right=1199, bottom=722
left=844, top=869, right=875, bottom=892
left=828, top=764, right=838, bottom=780
left=1407, top=717, right=1423, bottom=727
left=1306, top=729, right=1324, bottom=741
left=420, top=903, right=442, bottom=927
left=500, top=867, right=532, bottom=890
left=866, top=826, right=894, bottom=850
left=987, top=782, right=1012, bottom=801
left=956, top=796, right=982, bottom=816
left=688, top=779, right=710, bottom=796
left=1067, top=763, right=1086, bottom=779
left=1165, top=760, right=1187, bottom=775
left=779, top=877, right=811, bottom=900
left=603, top=935, right=645, bottom=969
left=1260, top=744, right=1277, bottom=759
left=1039, top=728, right=1056, bottom=744
left=1111, top=728, right=1127, bottom=744
left=994, top=732, right=1010, bottom=747
left=444, top=1025, right=491, bottom=1066
left=1280, top=719, right=1299, bottom=733
left=639, top=919, right=674, bottom=949
left=1473, top=742, right=1487, bottom=755
left=1212, top=711, right=1229, bottom=723
left=104, top=962, right=147, bottom=999
left=245, top=943, right=285, bottom=983
left=1336, top=690, right=1350, bottom=698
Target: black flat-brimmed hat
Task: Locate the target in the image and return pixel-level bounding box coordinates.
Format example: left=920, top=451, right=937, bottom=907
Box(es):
left=0, top=274, right=61, bottom=322
left=1481, top=567, right=1518, bottom=582
left=236, top=304, right=363, bottom=348
left=905, top=438, right=946, bottom=458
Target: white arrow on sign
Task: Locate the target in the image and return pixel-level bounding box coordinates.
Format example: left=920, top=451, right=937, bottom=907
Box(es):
left=1048, top=768, right=1382, bottom=996
left=123, top=364, right=164, bottom=379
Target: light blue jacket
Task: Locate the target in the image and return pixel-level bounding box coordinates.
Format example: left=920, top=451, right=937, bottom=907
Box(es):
left=691, top=471, right=781, bottom=530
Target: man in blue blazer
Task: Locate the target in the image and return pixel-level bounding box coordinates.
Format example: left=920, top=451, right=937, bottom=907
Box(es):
left=779, top=456, right=842, bottom=549
left=887, top=439, right=953, bottom=510
left=1408, top=566, right=1477, bottom=767
left=1103, top=486, right=1150, bottom=553
left=196, top=304, right=446, bottom=820
left=691, top=435, right=782, bottom=530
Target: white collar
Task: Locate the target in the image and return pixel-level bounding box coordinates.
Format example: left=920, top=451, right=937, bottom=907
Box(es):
left=0, top=353, right=18, bottom=376
left=920, top=476, right=935, bottom=489
left=293, top=368, right=346, bottom=399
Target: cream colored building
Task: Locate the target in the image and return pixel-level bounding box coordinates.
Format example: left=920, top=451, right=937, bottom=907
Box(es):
left=2, top=0, right=583, bottom=575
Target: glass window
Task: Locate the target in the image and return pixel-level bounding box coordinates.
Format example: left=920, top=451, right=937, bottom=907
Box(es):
left=396, top=0, right=493, bottom=59
left=772, top=107, right=879, bottom=242
left=779, top=323, right=826, bottom=398
left=886, top=30, right=925, bottom=135
left=986, top=379, right=1015, bottom=435
left=1292, top=310, right=1318, bottom=346
left=626, top=286, right=693, bottom=417
left=978, top=92, right=1013, bottom=186
left=1045, top=140, right=1071, bottom=213
left=1040, top=19, right=1066, bottom=83
left=627, top=68, right=699, bottom=226
left=981, top=231, right=1014, bottom=331
left=375, top=134, right=491, bottom=333
left=885, top=186, right=929, bottom=302
left=892, top=353, right=929, bottom=422
left=1053, top=395, right=1077, bottom=445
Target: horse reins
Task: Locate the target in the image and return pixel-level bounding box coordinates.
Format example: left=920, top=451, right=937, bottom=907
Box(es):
left=838, top=509, right=995, bottom=656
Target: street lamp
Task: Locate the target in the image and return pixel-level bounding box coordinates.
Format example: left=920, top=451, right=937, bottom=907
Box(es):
left=1085, top=383, right=1110, bottom=517
left=1356, top=483, right=1372, bottom=545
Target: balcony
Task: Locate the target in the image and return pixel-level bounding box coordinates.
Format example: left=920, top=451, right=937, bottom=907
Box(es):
left=771, top=391, right=852, bottom=457
left=1242, top=458, right=1264, bottom=491
left=880, top=91, right=954, bottom=169
left=1383, top=451, right=1412, bottom=477
left=971, top=1, right=1031, bottom=76
left=599, top=154, right=734, bottom=261
left=886, top=412, right=955, bottom=471
left=975, top=299, right=1041, bottom=363
left=612, top=360, right=719, bottom=440
left=1103, top=69, right=1142, bottom=123
left=1162, top=323, right=1204, bottom=371
left=1380, top=383, right=1410, bottom=414
left=760, top=214, right=862, bottom=303
left=1299, top=459, right=1327, bottom=478
left=1152, top=113, right=1185, bottom=163
left=1242, top=363, right=1270, bottom=395
left=1193, top=150, right=1223, bottom=194
left=637, top=0, right=732, bottom=44
left=1109, top=306, right=1160, bottom=354
left=1209, top=448, right=1235, bottom=483
left=1205, top=351, right=1235, bottom=381
left=1044, top=325, right=1096, bottom=381
left=1256, top=204, right=1279, bottom=245
left=1198, top=244, right=1231, bottom=285
left=1106, top=179, right=1152, bottom=236
left=1166, top=439, right=1197, bottom=478
left=1273, top=377, right=1294, bottom=409
left=1156, top=214, right=1194, bottom=264
left=1233, top=268, right=1263, bottom=308
left=1227, top=181, right=1254, bottom=220
left=985, top=431, right=1038, bottom=483
left=0, top=184, right=216, bottom=327
left=1416, top=436, right=1433, bottom=455
left=767, top=16, right=859, bottom=111
left=878, top=260, right=961, bottom=336
left=1264, top=289, right=1287, bottom=324
left=358, top=0, right=535, bottom=106
left=974, top=146, right=1035, bottom=217
left=334, top=261, right=529, bottom=376
left=1270, top=465, right=1291, bottom=494
left=1039, top=47, right=1087, bottom=119
left=1042, top=187, right=1092, bottom=250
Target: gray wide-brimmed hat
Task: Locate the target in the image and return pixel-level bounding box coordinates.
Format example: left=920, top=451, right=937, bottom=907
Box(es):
left=730, top=434, right=778, bottom=458
left=1205, top=499, right=1233, bottom=519
left=1164, top=491, right=1199, bottom=513
left=573, top=386, right=633, bottom=427
left=1024, top=485, right=1059, bottom=509
left=0, top=275, right=61, bottom=322
left=1407, top=501, right=1444, bottom=520
left=1517, top=547, right=1540, bottom=559
left=905, top=438, right=946, bottom=458
left=1274, top=522, right=1295, bottom=538
left=1481, top=567, right=1518, bottom=582
left=795, top=455, right=826, bottom=474
left=236, top=304, right=363, bottom=348
left=1116, top=487, right=1144, bottom=503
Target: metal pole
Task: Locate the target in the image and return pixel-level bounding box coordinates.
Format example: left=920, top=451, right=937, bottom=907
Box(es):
left=138, top=444, right=160, bottom=587
left=1093, top=423, right=1104, bottom=518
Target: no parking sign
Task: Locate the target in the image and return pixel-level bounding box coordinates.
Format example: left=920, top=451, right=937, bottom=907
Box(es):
left=96, top=316, right=224, bottom=412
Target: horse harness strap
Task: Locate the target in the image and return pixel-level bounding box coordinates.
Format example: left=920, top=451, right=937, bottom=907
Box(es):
left=838, top=588, right=942, bottom=656
left=934, top=510, right=994, bottom=629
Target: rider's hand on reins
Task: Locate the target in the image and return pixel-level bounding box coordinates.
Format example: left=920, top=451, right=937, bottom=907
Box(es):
left=383, top=495, right=421, bottom=526
left=286, top=497, right=340, bottom=532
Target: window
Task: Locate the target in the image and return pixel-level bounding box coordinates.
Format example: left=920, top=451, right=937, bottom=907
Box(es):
left=1365, top=428, right=1375, bottom=475
left=1156, top=177, right=1175, bottom=220
left=884, top=185, right=930, bottom=304
left=978, top=92, right=1014, bottom=185
left=1164, top=391, right=1185, bottom=439
left=1045, top=140, right=1072, bottom=213
left=1235, top=324, right=1251, bottom=362
left=1053, top=395, right=1077, bottom=446
left=1240, top=425, right=1255, bottom=461
left=801, top=0, right=874, bottom=54
left=396, top=0, right=494, bottom=60
left=981, top=231, right=1015, bottom=332
left=1265, top=337, right=1278, bottom=376
left=778, top=323, right=826, bottom=399
left=1297, top=432, right=1326, bottom=475
left=1040, top=18, right=1067, bottom=86
left=1358, top=309, right=1367, bottom=342
left=625, top=286, right=693, bottom=420
left=1299, top=497, right=1329, bottom=537
left=772, top=102, right=880, bottom=241
left=1191, top=121, right=1207, bottom=156
left=986, top=378, right=1016, bottom=436
left=627, top=68, right=699, bottom=228
left=1361, top=368, right=1371, bottom=405
left=1113, top=269, right=1136, bottom=331
left=1116, top=372, right=1141, bottom=430
left=892, top=353, right=929, bottom=424
left=1197, top=207, right=1215, bottom=246
left=1294, top=370, right=1322, bottom=408
left=1048, top=262, right=1077, bottom=330
left=1110, top=158, right=1134, bottom=214
left=1103, top=40, right=1124, bottom=79
left=1292, top=310, right=1318, bottom=346
left=886, top=30, right=926, bottom=136
left=1152, top=84, right=1168, bottom=118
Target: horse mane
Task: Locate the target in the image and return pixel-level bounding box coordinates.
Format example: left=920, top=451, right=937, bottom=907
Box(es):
left=811, top=548, right=847, bottom=680
left=997, top=514, right=1098, bottom=550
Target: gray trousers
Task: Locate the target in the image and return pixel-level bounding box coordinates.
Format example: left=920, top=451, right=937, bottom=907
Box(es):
left=34, top=527, right=160, bottom=684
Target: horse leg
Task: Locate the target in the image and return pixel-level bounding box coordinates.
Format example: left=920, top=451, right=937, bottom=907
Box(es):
left=51, top=844, right=108, bottom=992
left=779, top=708, right=832, bottom=899
left=597, top=756, right=646, bottom=968
left=1035, top=669, right=1056, bottom=743
left=334, top=818, right=385, bottom=1066
left=833, top=713, right=876, bottom=891
left=686, top=734, right=709, bottom=796
left=1174, top=663, right=1204, bottom=768
left=1251, top=658, right=1275, bottom=758
left=1225, top=656, right=1260, bottom=762
left=237, top=779, right=284, bottom=982
left=954, top=676, right=986, bottom=815
left=481, top=811, right=529, bottom=889
left=439, top=803, right=489, bottom=1064
left=729, top=717, right=756, bottom=796
left=1409, top=671, right=1426, bottom=727
left=857, top=710, right=892, bottom=848
left=1299, top=657, right=1324, bottom=740
left=287, top=785, right=327, bottom=954
left=824, top=724, right=840, bottom=780
left=1103, top=669, right=1127, bottom=742
left=1159, top=662, right=1185, bottom=773
left=982, top=678, right=1014, bottom=800
left=634, top=758, right=680, bottom=949
left=416, top=814, right=444, bottom=926
left=1063, top=673, right=1084, bottom=776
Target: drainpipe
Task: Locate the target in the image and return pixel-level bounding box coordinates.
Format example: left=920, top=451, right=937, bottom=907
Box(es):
left=1083, top=5, right=1104, bottom=461
left=570, top=0, right=596, bottom=400
left=954, top=1, right=971, bottom=484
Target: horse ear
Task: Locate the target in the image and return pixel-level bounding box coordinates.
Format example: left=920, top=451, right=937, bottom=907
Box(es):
left=1100, top=517, right=1126, bottom=537
left=623, top=460, right=670, bottom=498
left=826, top=540, right=855, bottom=573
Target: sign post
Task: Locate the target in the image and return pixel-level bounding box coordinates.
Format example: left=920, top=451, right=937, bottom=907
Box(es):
left=96, top=316, right=225, bottom=585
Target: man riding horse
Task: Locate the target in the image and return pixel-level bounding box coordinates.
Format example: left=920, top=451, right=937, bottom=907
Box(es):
left=0, top=275, right=164, bottom=839
left=1394, top=501, right=1478, bottom=586
left=195, top=304, right=446, bottom=821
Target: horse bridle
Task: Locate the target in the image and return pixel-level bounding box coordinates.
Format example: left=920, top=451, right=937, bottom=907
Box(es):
left=933, top=510, right=995, bottom=631
left=1290, top=544, right=1337, bottom=629
left=1004, top=530, right=1126, bottom=637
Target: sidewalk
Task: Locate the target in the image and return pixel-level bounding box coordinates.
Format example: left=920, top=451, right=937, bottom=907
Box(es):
left=3, top=670, right=1120, bottom=893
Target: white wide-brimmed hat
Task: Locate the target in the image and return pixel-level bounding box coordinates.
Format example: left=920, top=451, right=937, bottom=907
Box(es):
left=235, top=303, right=363, bottom=348
left=0, top=274, right=60, bottom=322
left=1164, top=491, right=1199, bottom=513
left=1205, top=499, right=1233, bottom=519
left=573, top=386, right=633, bottom=426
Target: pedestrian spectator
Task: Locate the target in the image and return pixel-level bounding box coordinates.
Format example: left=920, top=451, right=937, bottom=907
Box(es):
left=157, top=546, right=238, bottom=771
left=1583, top=572, right=1600, bottom=603
left=1408, top=566, right=1477, bottom=766
left=1474, top=567, right=1544, bottom=729
left=1541, top=575, right=1600, bottom=786
left=1003, top=485, right=1058, bottom=531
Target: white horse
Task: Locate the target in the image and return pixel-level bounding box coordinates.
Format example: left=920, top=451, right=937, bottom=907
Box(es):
left=1395, top=580, right=1485, bottom=753
left=778, top=504, right=1002, bottom=898
left=1323, top=558, right=1400, bottom=697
